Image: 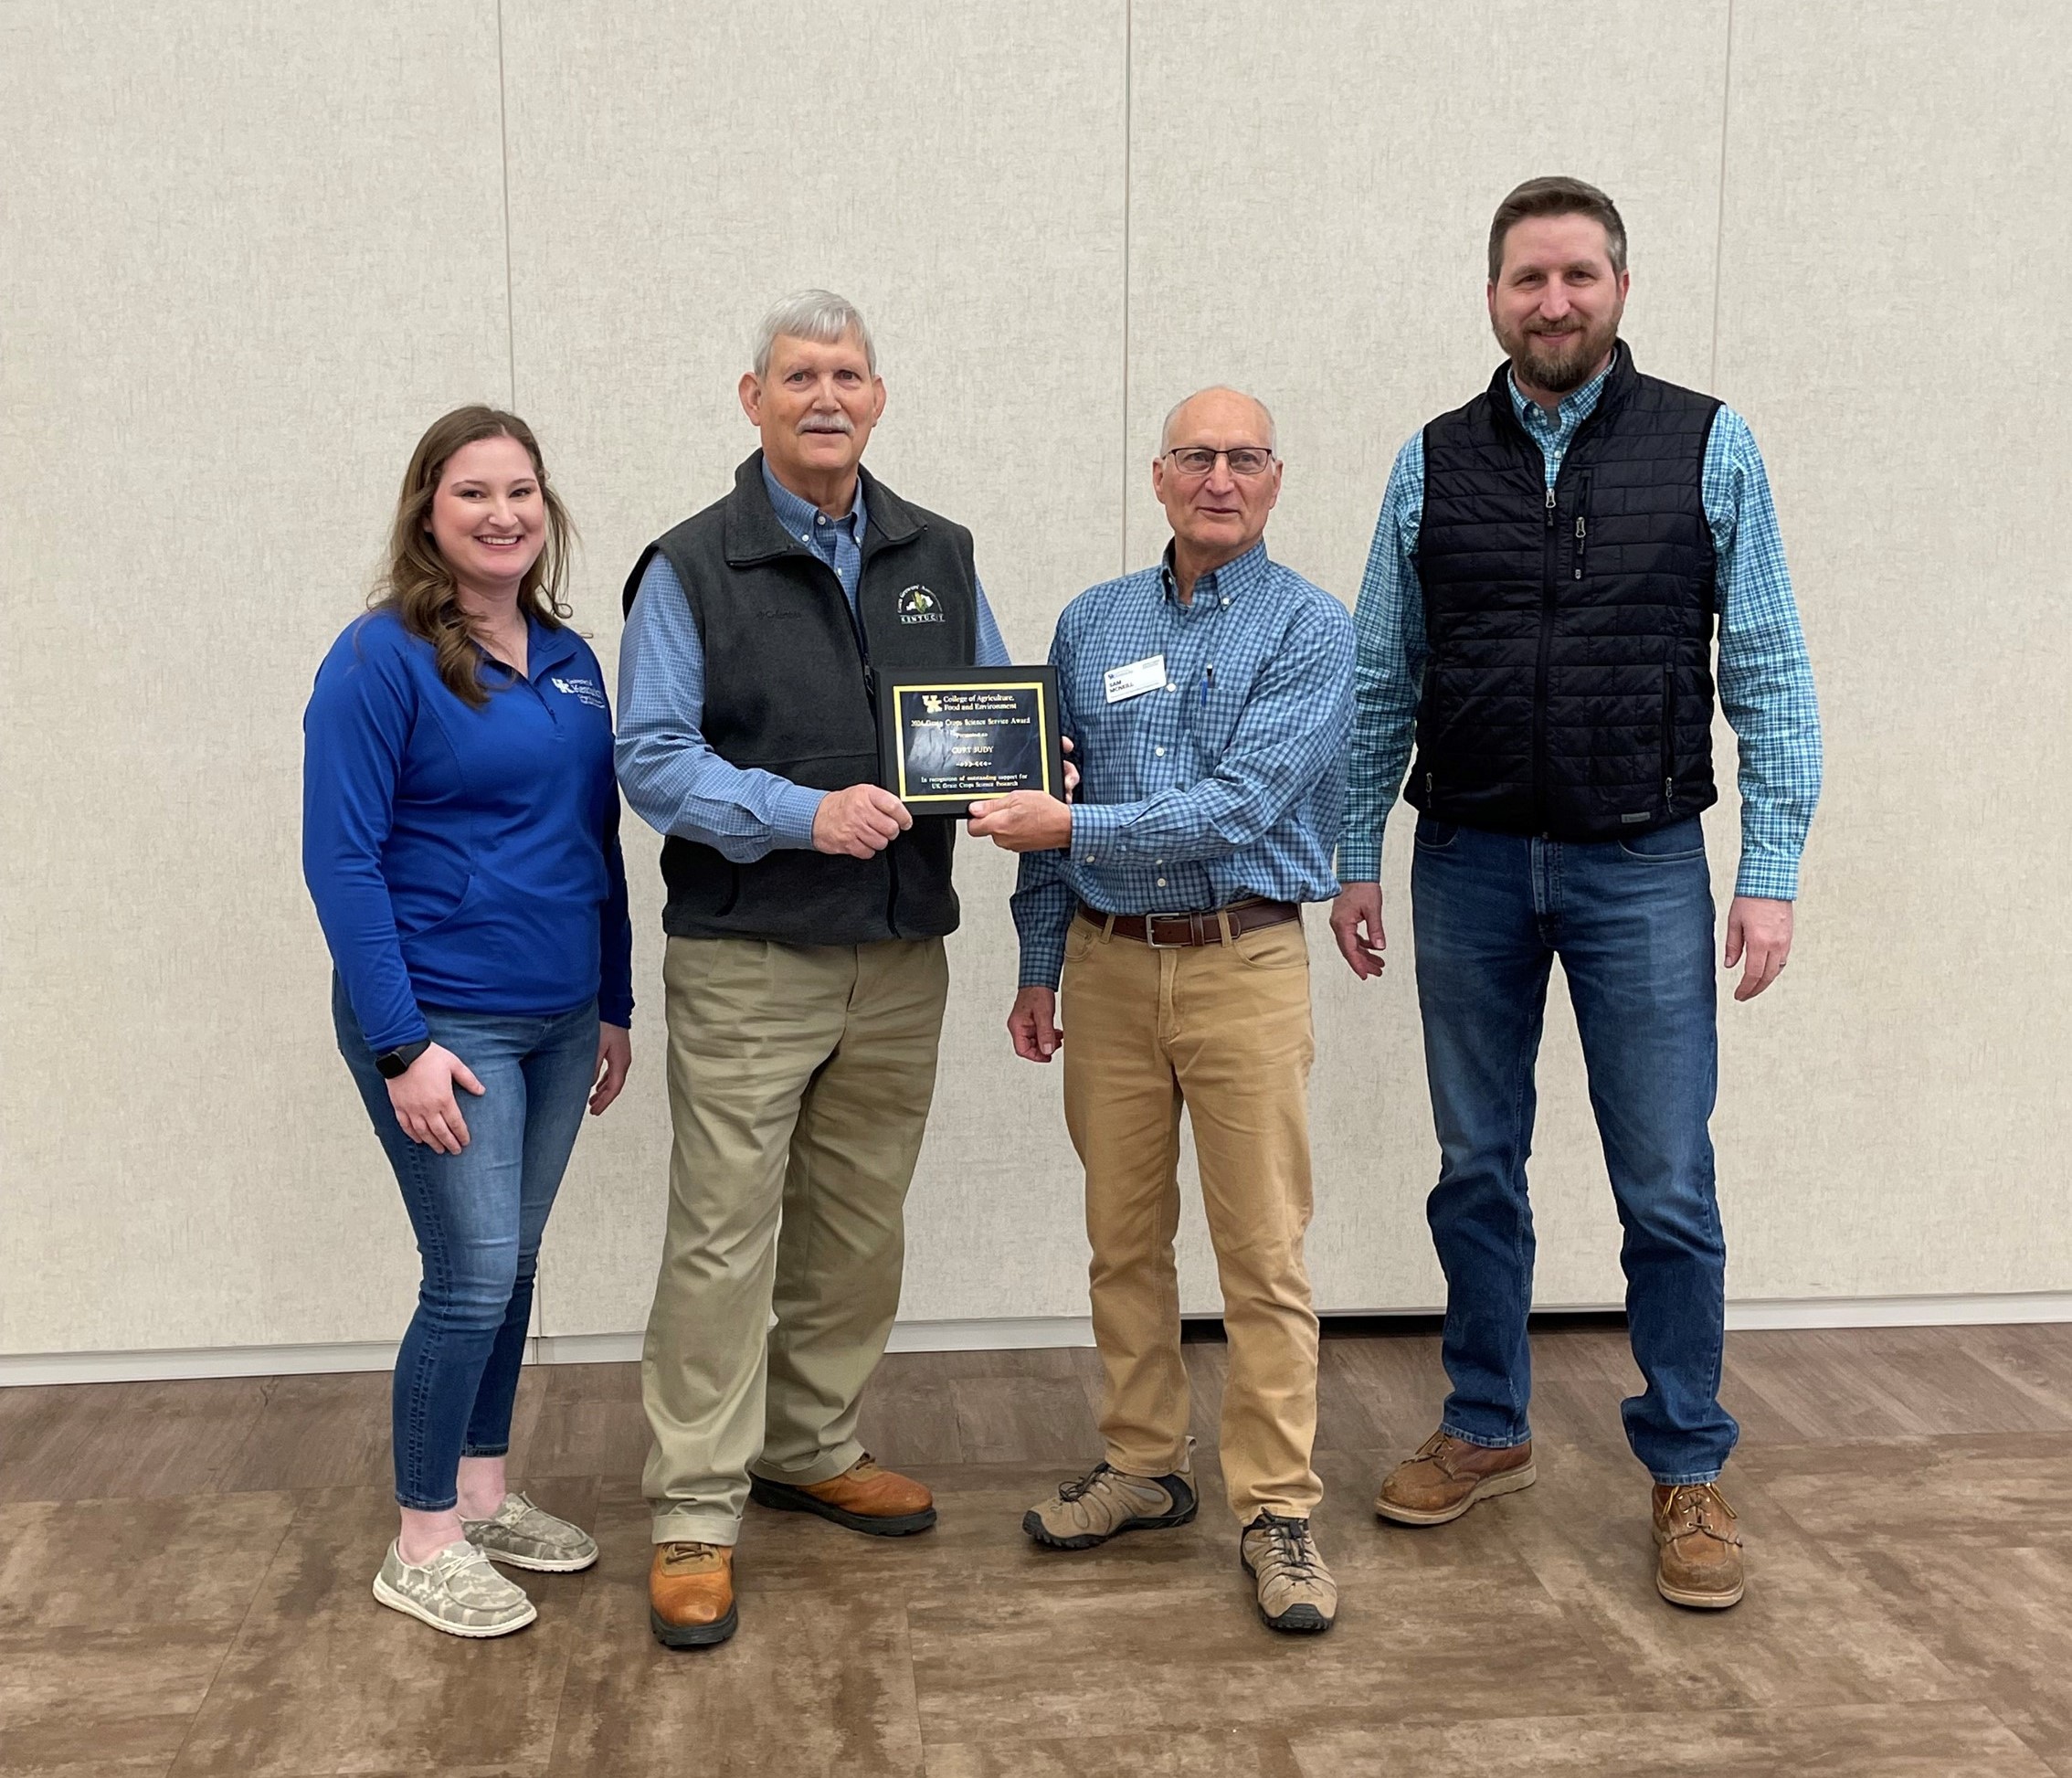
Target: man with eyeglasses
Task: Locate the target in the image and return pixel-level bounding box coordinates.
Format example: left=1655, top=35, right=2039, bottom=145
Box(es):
left=967, top=386, right=1354, bottom=1635
left=1332, top=177, right=1821, bottom=1610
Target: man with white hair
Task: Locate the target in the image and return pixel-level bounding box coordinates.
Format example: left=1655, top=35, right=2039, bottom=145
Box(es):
left=617, top=291, right=1010, bottom=1648
left=971, top=386, right=1354, bottom=1634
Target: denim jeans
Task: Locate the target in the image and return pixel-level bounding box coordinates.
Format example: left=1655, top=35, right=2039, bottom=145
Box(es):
left=1410, top=815, right=1737, bottom=1485
left=333, top=979, right=598, bottom=1510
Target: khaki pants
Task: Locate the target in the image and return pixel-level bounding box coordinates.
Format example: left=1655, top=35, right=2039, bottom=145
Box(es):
left=1061, top=912, right=1322, bottom=1522
left=641, top=934, right=948, bottom=1545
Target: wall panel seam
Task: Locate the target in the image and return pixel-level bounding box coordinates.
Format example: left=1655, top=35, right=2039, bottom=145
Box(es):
left=1120, top=0, right=1133, bottom=577
left=496, top=0, right=518, bottom=408
left=1708, top=0, right=1735, bottom=390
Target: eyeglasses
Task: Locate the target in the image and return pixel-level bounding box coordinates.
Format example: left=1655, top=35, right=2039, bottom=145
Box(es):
left=1163, top=446, right=1276, bottom=478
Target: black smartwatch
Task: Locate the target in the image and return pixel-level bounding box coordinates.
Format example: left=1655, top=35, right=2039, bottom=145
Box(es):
left=375, top=1038, right=432, bottom=1080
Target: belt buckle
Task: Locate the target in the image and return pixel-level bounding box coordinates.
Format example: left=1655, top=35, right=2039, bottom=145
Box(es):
left=1142, top=909, right=1196, bottom=947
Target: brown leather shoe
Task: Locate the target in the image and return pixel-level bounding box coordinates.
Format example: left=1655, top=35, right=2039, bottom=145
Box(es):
left=1374, top=1430, right=1537, bottom=1526
left=1654, top=1483, right=1744, bottom=1609
left=648, top=1540, right=737, bottom=1648
left=749, top=1454, right=937, bottom=1537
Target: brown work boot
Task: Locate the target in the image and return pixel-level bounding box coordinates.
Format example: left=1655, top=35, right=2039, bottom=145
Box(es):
left=749, top=1454, right=937, bottom=1537
left=1654, top=1483, right=1744, bottom=1609
left=648, top=1540, right=736, bottom=1648
left=1022, top=1461, right=1198, bottom=1550
left=1375, top=1430, right=1537, bottom=1525
left=1240, top=1512, right=1337, bottom=1635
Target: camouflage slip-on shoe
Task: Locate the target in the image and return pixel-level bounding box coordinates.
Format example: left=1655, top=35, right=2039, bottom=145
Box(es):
left=463, top=1491, right=599, bottom=1572
left=372, top=1540, right=536, bottom=1638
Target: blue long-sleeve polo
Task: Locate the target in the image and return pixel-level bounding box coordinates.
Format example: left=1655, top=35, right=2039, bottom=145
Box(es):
left=303, top=609, right=634, bottom=1053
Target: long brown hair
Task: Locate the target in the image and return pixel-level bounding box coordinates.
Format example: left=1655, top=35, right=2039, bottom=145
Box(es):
left=372, top=406, right=576, bottom=707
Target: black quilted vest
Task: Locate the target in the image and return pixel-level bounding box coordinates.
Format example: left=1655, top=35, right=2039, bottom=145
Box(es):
left=622, top=453, right=978, bottom=946
left=1408, top=343, right=1723, bottom=841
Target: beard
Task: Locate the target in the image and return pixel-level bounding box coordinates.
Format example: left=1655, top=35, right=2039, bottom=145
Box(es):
left=1496, top=308, right=1622, bottom=395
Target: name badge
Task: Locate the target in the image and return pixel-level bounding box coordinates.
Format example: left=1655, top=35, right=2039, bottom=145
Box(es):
left=1105, top=654, right=1168, bottom=704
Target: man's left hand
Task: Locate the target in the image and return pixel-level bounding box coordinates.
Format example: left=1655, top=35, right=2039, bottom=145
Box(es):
left=967, top=791, right=1072, bottom=852
left=1724, top=896, right=1793, bottom=1002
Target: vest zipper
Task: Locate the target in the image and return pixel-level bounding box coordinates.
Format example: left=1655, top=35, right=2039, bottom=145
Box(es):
left=1533, top=478, right=1558, bottom=827
left=843, top=554, right=904, bottom=936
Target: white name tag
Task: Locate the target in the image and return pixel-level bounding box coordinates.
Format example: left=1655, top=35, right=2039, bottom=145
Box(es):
left=1105, top=653, right=1168, bottom=704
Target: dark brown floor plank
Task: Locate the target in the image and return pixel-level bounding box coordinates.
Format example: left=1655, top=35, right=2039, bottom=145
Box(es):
left=0, top=1491, right=297, bottom=1635
left=0, top=1625, right=231, bottom=1776
left=213, top=1371, right=397, bottom=1495
left=927, top=1730, right=1304, bottom=1777
left=520, top=1361, right=650, bottom=1481
left=1722, top=1327, right=2072, bottom=1442
left=1289, top=1701, right=2055, bottom=1776
left=0, top=1377, right=270, bottom=1504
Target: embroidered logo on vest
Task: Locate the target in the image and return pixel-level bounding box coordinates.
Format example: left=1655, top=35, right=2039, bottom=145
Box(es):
left=897, top=585, right=945, bottom=624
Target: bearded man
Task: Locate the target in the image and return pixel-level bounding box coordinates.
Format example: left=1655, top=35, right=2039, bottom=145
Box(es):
left=1330, top=177, right=1822, bottom=1610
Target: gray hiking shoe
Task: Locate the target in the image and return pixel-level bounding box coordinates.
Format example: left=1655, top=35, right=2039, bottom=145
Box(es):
left=372, top=1539, right=537, bottom=1638
left=1023, top=1461, right=1199, bottom=1550
left=463, top=1491, right=599, bottom=1572
left=1240, top=1512, right=1337, bottom=1635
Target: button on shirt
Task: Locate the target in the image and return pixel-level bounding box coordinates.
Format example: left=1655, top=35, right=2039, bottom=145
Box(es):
left=1010, top=543, right=1356, bottom=990
left=1341, top=359, right=1823, bottom=899
left=616, top=461, right=1011, bottom=860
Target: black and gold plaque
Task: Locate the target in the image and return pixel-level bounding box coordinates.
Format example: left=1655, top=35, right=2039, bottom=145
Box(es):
left=876, top=665, right=1064, bottom=816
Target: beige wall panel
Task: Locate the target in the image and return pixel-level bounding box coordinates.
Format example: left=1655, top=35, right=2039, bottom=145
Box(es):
left=1706, top=0, right=2072, bottom=1297
left=1127, top=3, right=1731, bottom=1313
left=496, top=2, right=1129, bottom=1333
left=0, top=5, right=515, bottom=1351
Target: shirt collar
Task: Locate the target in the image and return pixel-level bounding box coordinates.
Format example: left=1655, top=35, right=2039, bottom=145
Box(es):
left=1159, top=538, right=1271, bottom=606
left=1506, top=353, right=1613, bottom=433
left=761, top=459, right=868, bottom=548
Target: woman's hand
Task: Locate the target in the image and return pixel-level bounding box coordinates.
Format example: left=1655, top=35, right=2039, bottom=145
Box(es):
left=386, top=1043, right=486, bottom=1153
left=589, top=1023, right=631, bottom=1115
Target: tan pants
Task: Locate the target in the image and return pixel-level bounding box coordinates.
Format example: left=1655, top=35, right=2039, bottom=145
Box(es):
left=641, top=934, right=948, bottom=1546
left=1061, top=912, right=1322, bottom=1522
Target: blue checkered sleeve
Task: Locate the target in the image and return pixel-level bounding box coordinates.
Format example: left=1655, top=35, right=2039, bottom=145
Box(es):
left=1707, top=408, right=1823, bottom=900
left=1337, top=435, right=1427, bottom=883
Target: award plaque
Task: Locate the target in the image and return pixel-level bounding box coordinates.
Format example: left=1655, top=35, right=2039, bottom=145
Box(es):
left=876, top=665, right=1064, bottom=816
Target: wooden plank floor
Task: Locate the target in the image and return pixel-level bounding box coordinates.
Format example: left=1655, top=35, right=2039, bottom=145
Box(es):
left=4, top=1322, right=2070, bottom=1776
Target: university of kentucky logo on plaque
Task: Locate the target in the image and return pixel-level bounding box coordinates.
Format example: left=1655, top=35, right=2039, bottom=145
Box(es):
left=897, top=585, right=944, bottom=624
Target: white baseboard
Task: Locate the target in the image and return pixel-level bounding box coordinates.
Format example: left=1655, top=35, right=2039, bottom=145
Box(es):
left=3, top=1295, right=2067, bottom=1388
left=1721, top=1291, right=2072, bottom=1331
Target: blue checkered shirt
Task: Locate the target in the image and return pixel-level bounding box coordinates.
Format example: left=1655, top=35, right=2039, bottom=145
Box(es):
left=617, top=462, right=1010, bottom=860
left=1339, top=360, right=1824, bottom=900
left=1010, top=542, right=1355, bottom=990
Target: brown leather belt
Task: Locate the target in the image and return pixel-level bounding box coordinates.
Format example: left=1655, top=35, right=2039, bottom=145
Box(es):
left=1076, top=899, right=1301, bottom=948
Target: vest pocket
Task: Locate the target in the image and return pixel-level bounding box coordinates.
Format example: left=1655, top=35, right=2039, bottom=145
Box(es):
left=1660, top=664, right=1676, bottom=808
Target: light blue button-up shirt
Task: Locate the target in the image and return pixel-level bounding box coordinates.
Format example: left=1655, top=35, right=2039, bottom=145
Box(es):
left=616, top=461, right=1010, bottom=861
left=1010, top=542, right=1355, bottom=990
left=1339, top=356, right=1823, bottom=900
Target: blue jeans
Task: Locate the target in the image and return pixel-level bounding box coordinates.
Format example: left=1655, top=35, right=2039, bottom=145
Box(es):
left=1411, top=816, right=1737, bottom=1485
left=333, top=979, right=598, bottom=1510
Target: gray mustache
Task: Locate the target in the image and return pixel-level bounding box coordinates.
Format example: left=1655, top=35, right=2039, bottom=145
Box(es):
left=798, top=415, right=855, bottom=435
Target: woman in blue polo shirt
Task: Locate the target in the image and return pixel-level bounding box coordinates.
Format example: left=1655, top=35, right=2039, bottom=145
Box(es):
left=303, top=406, right=633, bottom=1639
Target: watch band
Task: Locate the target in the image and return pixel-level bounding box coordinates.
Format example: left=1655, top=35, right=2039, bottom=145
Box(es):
left=375, top=1038, right=431, bottom=1080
